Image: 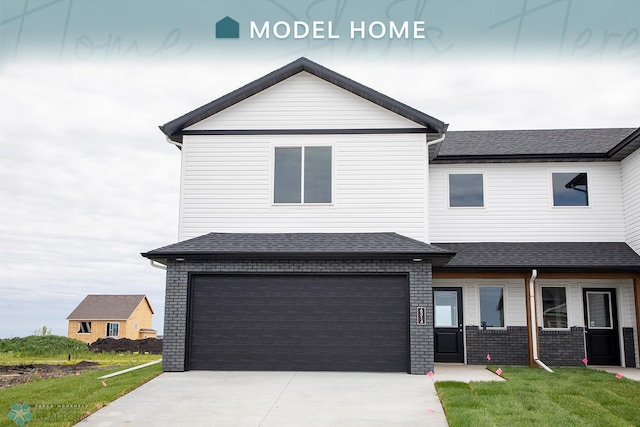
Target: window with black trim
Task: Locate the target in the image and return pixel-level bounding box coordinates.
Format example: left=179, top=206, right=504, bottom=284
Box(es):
left=274, top=146, right=332, bottom=204
left=541, top=287, right=568, bottom=328
left=479, top=286, right=504, bottom=327
left=449, top=173, right=484, bottom=207
left=552, top=172, right=589, bottom=206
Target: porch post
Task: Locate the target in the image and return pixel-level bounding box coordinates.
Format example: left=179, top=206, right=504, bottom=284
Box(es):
left=525, top=276, right=536, bottom=367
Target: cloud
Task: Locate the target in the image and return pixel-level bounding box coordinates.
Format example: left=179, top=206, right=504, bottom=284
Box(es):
left=0, top=58, right=638, bottom=338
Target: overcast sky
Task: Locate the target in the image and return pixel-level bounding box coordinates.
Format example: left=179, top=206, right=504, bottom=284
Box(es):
left=0, top=54, right=639, bottom=338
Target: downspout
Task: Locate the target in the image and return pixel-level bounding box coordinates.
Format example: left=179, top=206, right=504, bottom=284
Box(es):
left=150, top=260, right=167, bottom=270
left=529, top=269, right=554, bottom=373
left=425, top=133, right=445, bottom=243
left=427, top=132, right=446, bottom=146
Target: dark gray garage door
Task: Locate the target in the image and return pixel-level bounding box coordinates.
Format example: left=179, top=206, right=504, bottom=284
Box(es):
left=187, top=274, right=409, bottom=372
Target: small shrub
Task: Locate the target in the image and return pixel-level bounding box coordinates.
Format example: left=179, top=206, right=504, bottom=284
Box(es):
left=0, top=335, right=88, bottom=357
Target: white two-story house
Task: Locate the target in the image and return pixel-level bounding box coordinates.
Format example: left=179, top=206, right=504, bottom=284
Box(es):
left=143, top=58, right=640, bottom=374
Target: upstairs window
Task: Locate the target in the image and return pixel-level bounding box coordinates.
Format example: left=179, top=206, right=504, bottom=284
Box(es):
left=274, top=146, right=332, bottom=204
left=552, top=172, right=589, bottom=206
left=449, top=173, right=484, bottom=207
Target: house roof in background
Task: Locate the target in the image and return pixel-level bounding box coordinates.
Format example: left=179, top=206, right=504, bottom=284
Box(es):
left=160, top=57, right=448, bottom=142
left=433, top=127, right=640, bottom=163
left=66, top=295, right=153, bottom=320
left=142, top=232, right=455, bottom=264
left=434, top=242, right=640, bottom=272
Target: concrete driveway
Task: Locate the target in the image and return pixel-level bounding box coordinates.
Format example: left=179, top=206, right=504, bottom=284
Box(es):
left=79, top=371, right=448, bottom=426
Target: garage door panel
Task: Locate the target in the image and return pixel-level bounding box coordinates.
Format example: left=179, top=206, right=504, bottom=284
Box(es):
left=189, top=346, right=409, bottom=371
left=188, top=274, right=409, bottom=372
left=190, top=326, right=405, bottom=346
left=191, top=299, right=408, bottom=323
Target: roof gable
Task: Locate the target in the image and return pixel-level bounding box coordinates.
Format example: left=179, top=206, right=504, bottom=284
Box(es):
left=67, top=295, right=153, bottom=320
left=160, top=57, right=447, bottom=142
left=183, top=71, right=425, bottom=131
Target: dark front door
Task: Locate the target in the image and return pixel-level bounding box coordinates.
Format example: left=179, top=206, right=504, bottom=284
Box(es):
left=434, top=287, right=464, bottom=363
left=187, top=274, right=410, bottom=372
left=583, top=288, right=620, bottom=366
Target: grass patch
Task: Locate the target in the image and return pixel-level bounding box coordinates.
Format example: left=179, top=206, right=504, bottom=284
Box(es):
left=0, top=362, right=162, bottom=427
left=435, top=367, right=640, bottom=427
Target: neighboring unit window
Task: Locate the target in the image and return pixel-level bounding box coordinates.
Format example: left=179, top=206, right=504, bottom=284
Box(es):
left=479, top=286, right=504, bottom=327
left=77, top=321, right=91, bottom=334
left=106, top=322, right=119, bottom=337
left=541, top=287, right=568, bottom=328
left=449, top=173, right=484, bottom=207
left=274, top=146, right=332, bottom=204
left=552, top=172, right=589, bottom=206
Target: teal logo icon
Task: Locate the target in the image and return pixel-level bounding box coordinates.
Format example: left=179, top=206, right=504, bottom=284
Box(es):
left=8, top=403, right=32, bottom=426
left=216, top=16, right=240, bottom=39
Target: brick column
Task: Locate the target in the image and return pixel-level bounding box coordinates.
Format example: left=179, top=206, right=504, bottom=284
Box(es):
left=409, top=262, right=434, bottom=374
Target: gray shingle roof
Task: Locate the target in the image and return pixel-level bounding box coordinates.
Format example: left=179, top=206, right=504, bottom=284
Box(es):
left=434, top=128, right=640, bottom=162
left=67, top=295, right=153, bottom=320
left=434, top=242, right=640, bottom=272
left=142, top=232, right=455, bottom=263
left=160, top=57, right=447, bottom=142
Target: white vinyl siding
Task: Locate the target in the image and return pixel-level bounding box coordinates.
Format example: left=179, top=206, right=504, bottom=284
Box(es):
left=622, top=148, right=640, bottom=254
left=430, top=162, right=625, bottom=242
left=179, top=133, right=428, bottom=241
left=185, top=72, right=422, bottom=131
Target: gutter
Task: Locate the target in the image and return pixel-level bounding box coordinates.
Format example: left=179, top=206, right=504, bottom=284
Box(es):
left=529, top=269, right=553, bottom=373
left=166, top=136, right=182, bottom=149
left=149, top=260, right=167, bottom=270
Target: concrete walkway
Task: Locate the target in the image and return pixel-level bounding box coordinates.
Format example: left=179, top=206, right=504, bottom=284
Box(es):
left=589, top=366, right=640, bottom=381
left=79, top=371, right=449, bottom=426
left=433, top=364, right=505, bottom=383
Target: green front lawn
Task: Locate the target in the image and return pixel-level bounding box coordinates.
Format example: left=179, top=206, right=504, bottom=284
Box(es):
left=435, top=367, right=640, bottom=427
left=0, top=363, right=162, bottom=427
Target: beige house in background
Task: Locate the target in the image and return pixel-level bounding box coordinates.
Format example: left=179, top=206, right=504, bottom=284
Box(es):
left=67, top=295, right=156, bottom=344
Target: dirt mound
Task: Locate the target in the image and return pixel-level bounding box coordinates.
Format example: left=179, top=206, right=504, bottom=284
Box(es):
left=0, top=361, right=100, bottom=389
left=88, top=338, right=162, bottom=354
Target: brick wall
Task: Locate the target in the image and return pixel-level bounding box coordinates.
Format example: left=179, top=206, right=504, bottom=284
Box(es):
left=623, top=327, right=637, bottom=368
left=465, top=326, right=529, bottom=365
left=162, top=258, right=434, bottom=374
left=538, top=327, right=585, bottom=366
